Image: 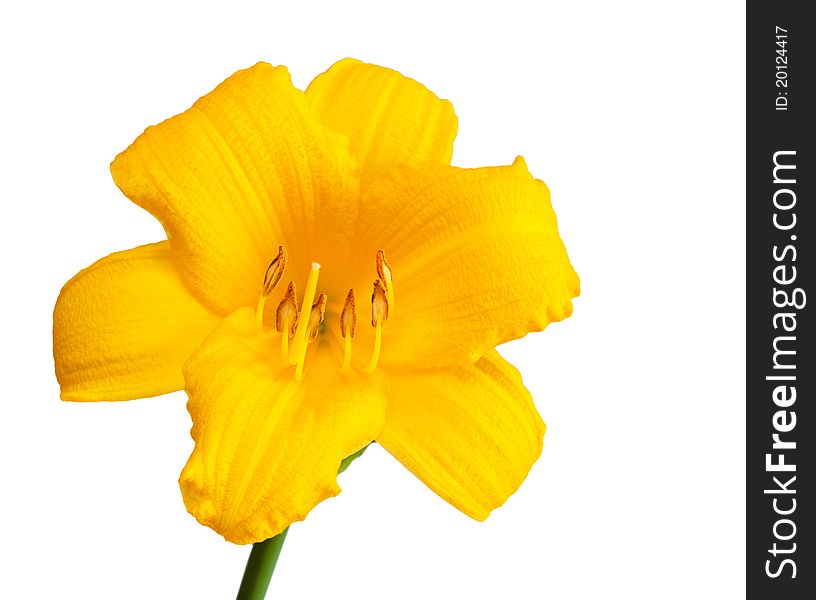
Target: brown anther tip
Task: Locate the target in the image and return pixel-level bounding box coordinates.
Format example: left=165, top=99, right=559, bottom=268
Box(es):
left=376, top=249, right=393, bottom=289
left=263, top=246, right=287, bottom=296
left=371, top=279, right=389, bottom=327
left=313, top=293, right=328, bottom=315
left=340, top=288, right=357, bottom=338
left=275, top=280, right=298, bottom=335
left=308, top=293, right=328, bottom=342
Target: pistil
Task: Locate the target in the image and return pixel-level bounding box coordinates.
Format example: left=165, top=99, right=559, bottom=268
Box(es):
left=296, top=293, right=327, bottom=381
left=289, top=262, right=321, bottom=370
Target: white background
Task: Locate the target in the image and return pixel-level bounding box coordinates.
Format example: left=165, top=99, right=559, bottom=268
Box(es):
left=0, top=1, right=745, bottom=598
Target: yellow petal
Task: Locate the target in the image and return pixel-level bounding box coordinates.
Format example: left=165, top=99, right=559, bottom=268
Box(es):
left=54, top=242, right=219, bottom=401
left=357, top=158, right=579, bottom=368
left=378, top=350, right=544, bottom=520
left=180, top=308, right=387, bottom=544
left=110, top=62, right=359, bottom=315
left=306, top=58, right=457, bottom=186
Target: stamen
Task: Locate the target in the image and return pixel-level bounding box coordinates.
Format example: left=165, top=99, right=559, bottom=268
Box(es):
left=255, top=296, right=267, bottom=331
left=256, top=246, right=287, bottom=332
left=263, top=246, right=287, bottom=296
left=371, top=279, right=389, bottom=327
left=276, top=282, right=299, bottom=336
left=280, top=326, right=290, bottom=367
left=289, top=262, right=321, bottom=366
left=363, top=324, right=382, bottom=373
left=343, top=336, right=353, bottom=372
left=307, top=294, right=328, bottom=343
left=376, top=249, right=395, bottom=311
left=276, top=282, right=298, bottom=367
left=364, top=280, right=389, bottom=373
left=340, top=289, right=356, bottom=371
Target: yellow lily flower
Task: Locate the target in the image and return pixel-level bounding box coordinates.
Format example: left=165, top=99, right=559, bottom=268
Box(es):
left=53, top=59, right=579, bottom=544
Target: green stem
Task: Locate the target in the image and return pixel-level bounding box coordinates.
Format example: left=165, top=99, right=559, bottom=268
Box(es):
left=235, top=529, right=288, bottom=600
left=338, top=444, right=368, bottom=473
left=234, top=444, right=370, bottom=599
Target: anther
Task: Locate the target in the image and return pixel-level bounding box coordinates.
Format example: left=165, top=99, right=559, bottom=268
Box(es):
left=307, top=293, right=328, bottom=343
left=276, top=282, right=298, bottom=366
left=340, top=289, right=356, bottom=371
left=276, top=282, right=299, bottom=336
left=263, top=246, right=287, bottom=296
left=340, top=289, right=357, bottom=339
left=371, top=279, right=389, bottom=327
left=364, top=280, right=389, bottom=373
left=256, top=246, right=287, bottom=331
left=376, top=249, right=394, bottom=311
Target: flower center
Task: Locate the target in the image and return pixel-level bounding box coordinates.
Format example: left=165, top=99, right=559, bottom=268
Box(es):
left=255, top=247, right=393, bottom=380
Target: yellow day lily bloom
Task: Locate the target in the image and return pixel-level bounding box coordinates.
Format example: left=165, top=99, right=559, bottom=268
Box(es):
left=53, top=59, right=579, bottom=544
